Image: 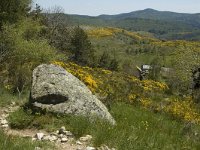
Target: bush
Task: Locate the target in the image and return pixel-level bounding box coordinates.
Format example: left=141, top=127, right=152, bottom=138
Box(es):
left=0, top=18, right=62, bottom=92
left=8, top=108, right=34, bottom=129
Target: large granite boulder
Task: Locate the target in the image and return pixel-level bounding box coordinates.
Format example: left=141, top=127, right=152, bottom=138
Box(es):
left=30, top=64, right=115, bottom=125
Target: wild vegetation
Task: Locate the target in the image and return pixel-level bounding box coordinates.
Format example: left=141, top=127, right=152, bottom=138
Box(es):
left=0, top=0, right=200, bottom=149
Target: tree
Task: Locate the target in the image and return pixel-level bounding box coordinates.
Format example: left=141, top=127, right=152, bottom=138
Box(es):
left=0, top=0, right=31, bottom=28
left=109, top=58, right=119, bottom=71
left=43, top=6, right=71, bottom=52
left=98, top=51, right=111, bottom=69
left=30, top=4, right=43, bottom=21
left=1, top=18, right=59, bottom=92
left=192, top=67, right=200, bottom=102
left=169, top=41, right=200, bottom=95
left=0, top=31, right=14, bottom=63
left=71, top=26, right=95, bottom=66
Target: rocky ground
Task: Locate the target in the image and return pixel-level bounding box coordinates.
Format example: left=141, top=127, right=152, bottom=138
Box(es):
left=0, top=103, right=115, bottom=150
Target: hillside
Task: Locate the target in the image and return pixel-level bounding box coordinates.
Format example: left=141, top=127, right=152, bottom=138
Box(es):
left=83, top=27, right=199, bottom=71
left=68, top=9, right=200, bottom=40
left=1, top=1, right=200, bottom=149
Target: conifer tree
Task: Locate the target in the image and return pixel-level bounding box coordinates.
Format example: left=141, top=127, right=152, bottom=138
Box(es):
left=71, top=26, right=95, bottom=66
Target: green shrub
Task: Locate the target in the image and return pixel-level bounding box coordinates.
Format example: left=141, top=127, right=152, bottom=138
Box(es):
left=1, top=18, right=62, bottom=92
left=8, top=108, right=34, bottom=129
left=0, top=88, right=28, bottom=107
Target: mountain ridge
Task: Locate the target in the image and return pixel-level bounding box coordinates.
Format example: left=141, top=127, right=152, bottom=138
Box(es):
left=68, top=9, right=200, bottom=40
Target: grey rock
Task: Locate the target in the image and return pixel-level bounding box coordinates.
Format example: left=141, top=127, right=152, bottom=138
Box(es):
left=76, top=140, right=83, bottom=145
left=61, top=137, right=68, bottom=142
left=2, top=124, right=9, bottom=128
left=35, top=133, right=44, bottom=140
left=49, top=135, right=58, bottom=141
left=50, top=132, right=58, bottom=136
left=86, top=147, right=96, bottom=150
left=99, top=145, right=110, bottom=150
left=59, top=126, right=66, bottom=134
left=1, top=119, right=8, bottom=125
left=97, top=145, right=116, bottom=150
left=34, top=147, right=41, bottom=150
left=56, top=130, right=59, bottom=134
left=11, top=102, right=16, bottom=106
left=80, top=135, right=92, bottom=142
left=43, top=135, right=51, bottom=141
left=63, top=131, right=73, bottom=137
left=30, top=64, right=115, bottom=125
left=1, top=114, right=8, bottom=118
left=32, top=137, right=37, bottom=141
left=58, top=134, right=64, bottom=138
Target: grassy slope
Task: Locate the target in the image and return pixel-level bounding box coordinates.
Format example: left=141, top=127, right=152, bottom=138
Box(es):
left=6, top=61, right=200, bottom=149
left=0, top=129, right=52, bottom=150
left=85, top=27, right=200, bottom=71
left=8, top=103, right=200, bottom=150
left=0, top=90, right=54, bottom=150
left=86, top=27, right=170, bottom=69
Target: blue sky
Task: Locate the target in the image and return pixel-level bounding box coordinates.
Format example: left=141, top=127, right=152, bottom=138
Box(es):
left=33, top=0, right=200, bottom=16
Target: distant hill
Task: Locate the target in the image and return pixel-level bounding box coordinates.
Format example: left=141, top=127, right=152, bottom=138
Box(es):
left=68, top=9, right=200, bottom=40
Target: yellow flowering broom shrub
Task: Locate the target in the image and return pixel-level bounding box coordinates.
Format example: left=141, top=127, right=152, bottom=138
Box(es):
left=164, top=97, right=200, bottom=124
left=53, top=61, right=200, bottom=125
left=53, top=61, right=99, bottom=92
left=53, top=61, right=168, bottom=101
left=137, top=97, right=200, bottom=124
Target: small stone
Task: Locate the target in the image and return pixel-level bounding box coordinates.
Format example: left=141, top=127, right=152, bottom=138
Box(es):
left=76, top=140, right=83, bottom=145
left=86, top=147, right=96, bottom=150
left=80, top=135, right=92, bottom=142
left=34, top=147, right=41, bottom=150
left=58, top=134, right=64, bottom=138
left=68, top=137, right=75, bottom=143
left=51, top=132, right=58, bottom=136
left=32, top=137, right=37, bottom=141
left=56, top=130, right=59, bottom=134
left=49, top=135, right=58, bottom=142
left=1, top=119, right=8, bottom=125
left=86, top=135, right=92, bottom=139
left=43, top=135, right=51, bottom=141
left=194, top=132, right=198, bottom=136
left=35, top=133, right=44, bottom=140
left=2, top=124, right=9, bottom=128
left=64, top=131, right=73, bottom=136
left=100, top=145, right=110, bottom=150
left=22, top=135, right=32, bottom=138
left=11, top=102, right=16, bottom=106
left=61, top=137, right=68, bottom=143
left=1, top=114, right=8, bottom=118
left=59, top=126, right=66, bottom=134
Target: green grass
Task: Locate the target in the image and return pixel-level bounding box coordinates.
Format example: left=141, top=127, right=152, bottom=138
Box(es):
left=0, top=88, right=28, bottom=107
left=8, top=103, right=200, bottom=150
left=0, top=129, right=54, bottom=150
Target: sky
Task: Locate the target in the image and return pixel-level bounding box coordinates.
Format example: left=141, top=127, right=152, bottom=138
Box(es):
left=33, top=0, right=200, bottom=16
